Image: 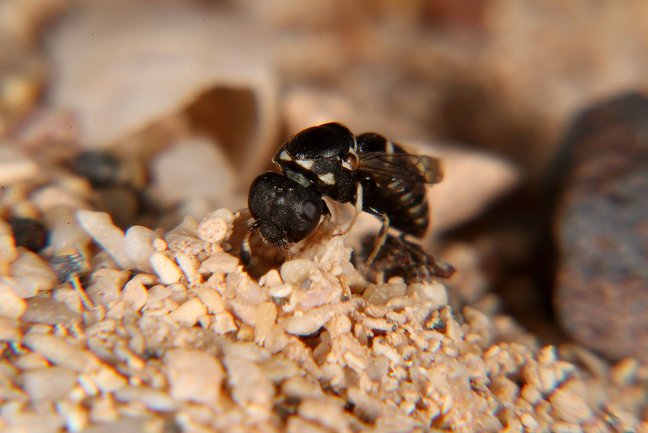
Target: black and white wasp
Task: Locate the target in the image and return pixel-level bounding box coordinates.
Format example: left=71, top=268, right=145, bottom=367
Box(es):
left=245, top=122, right=443, bottom=265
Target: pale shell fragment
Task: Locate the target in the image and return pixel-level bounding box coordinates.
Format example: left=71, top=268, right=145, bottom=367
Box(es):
left=124, top=225, right=159, bottom=273
left=167, top=297, right=206, bottom=327
left=197, top=208, right=235, bottom=244
left=150, top=253, right=182, bottom=285
left=9, top=250, right=57, bottom=298
left=198, top=252, right=239, bottom=275
left=77, top=210, right=132, bottom=269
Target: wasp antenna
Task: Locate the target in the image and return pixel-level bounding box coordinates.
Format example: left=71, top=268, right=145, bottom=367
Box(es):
left=240, top=220, right=257, bottom=265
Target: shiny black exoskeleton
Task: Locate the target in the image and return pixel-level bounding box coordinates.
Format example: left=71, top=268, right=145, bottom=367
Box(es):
left=248, top=122, right=443, bottom=248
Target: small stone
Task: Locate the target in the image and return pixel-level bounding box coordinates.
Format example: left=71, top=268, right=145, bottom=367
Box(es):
left=23, top=333, right=97, bottom=372
left=553, top=92, right=648, bottom=360
left=406, top=281, right=448, bottom=307
left=549, top=388, right=593, bottom=423
left=121, top=277, right=149, bottom=312
left=363, top=278, right=407, bottom=305
left=150, top=252, right=182, bottom=284
left=198, top=252, right=239, bottom=275
left=124, top=225, right=158, bottom=273
left=77, top=209, right=132, bottom=269
left=197, top=208, right=235, bottom=244
left=165, top=349, right=224, bottom=404
left=0, top=281, right=27, bottom=319
left=22, top=296, right=81, bottom=325
left=20, top=366, right=77, bottom=402
left=211, top=312, right=237, bottom=334
left=9, top=250, right=57, bottom=297
left=280, top=259, right=317, bottom=287
left=168, top=297, right=206, bottom=326
left=86, top=269, right=129, bottom=307
left=71, top=151, right=123, bottom=187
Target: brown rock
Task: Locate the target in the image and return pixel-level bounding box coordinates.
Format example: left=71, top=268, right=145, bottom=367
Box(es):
left=554, top=92, right=648, bottom=361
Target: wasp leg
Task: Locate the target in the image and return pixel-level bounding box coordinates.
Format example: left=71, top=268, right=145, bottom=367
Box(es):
left=70, top=274, right=95, bottom=310
left=334, top=182, right=363, bottom=237
left=365, top=213, right=390, bottom=268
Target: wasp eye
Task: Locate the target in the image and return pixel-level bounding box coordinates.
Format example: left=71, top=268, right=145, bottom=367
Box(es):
left=344, top=151, right=358, bottom=170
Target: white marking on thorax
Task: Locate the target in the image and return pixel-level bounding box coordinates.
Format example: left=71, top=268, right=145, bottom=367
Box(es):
left=296, top=159, right=314, bottom=169
left=279, top=150, right=292, bottom=162
left=318, top=172, right=336, bottom=185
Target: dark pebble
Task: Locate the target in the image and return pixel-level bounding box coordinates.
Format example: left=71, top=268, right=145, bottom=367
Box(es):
left=8, top=217, right=48, bottom=252
left=72, top=151, right=123, bottom=187
left=552, top=92, right=648, bottom=361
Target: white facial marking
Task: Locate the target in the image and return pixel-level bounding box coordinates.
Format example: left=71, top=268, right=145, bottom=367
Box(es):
left=279, top=150, right=292, bottom=161
left=296, top=159, right=314, bottom=169
left=386, top=140, right=394, bottom=154
left=318, top=172, right=336, bottom=185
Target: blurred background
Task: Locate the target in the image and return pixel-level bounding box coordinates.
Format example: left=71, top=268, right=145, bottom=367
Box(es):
left=1, top=0, right=647, bottom=361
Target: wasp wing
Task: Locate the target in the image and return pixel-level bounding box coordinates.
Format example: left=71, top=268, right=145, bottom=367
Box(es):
left=357, top=152, right=443, bottom=185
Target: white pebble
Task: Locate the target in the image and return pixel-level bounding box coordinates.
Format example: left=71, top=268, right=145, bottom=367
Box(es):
left=269, top=283, right=293, bottom=299
left=211, top=312, right=237, bottom=334
left=195, top=287, right=225, bottom=314
left=121, top=277, right=148, bottom=312
left=77, top=210, right=132, bottom=269
left=124, top=225, right=158, bottom=272
left=197, top=208, right=235, bottom=244
left=165, top=349, right=224, bottom=404
left=10, top=250, right=57, bottom=297
left=407, top=281, right=448, bottom=307
left=22, top=296, right=81, bottom=326
left=280, top=259, right=317, bottom=286
left=44, top=206, right=90, bottom=253
left=93, top=365, right=127, bottom=393
left=87, top=269, right=129, bottom=307
left=0, top=281, right=26, bottom=319
left=175, top=252, right=201, bottom=285
left=198, top=252, right=239, bottom=275
left=150, top=252, right=182, bottom=284
left=168, top=297, right=206, bottom=326
left=21, top=366, right=77, bottom=401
